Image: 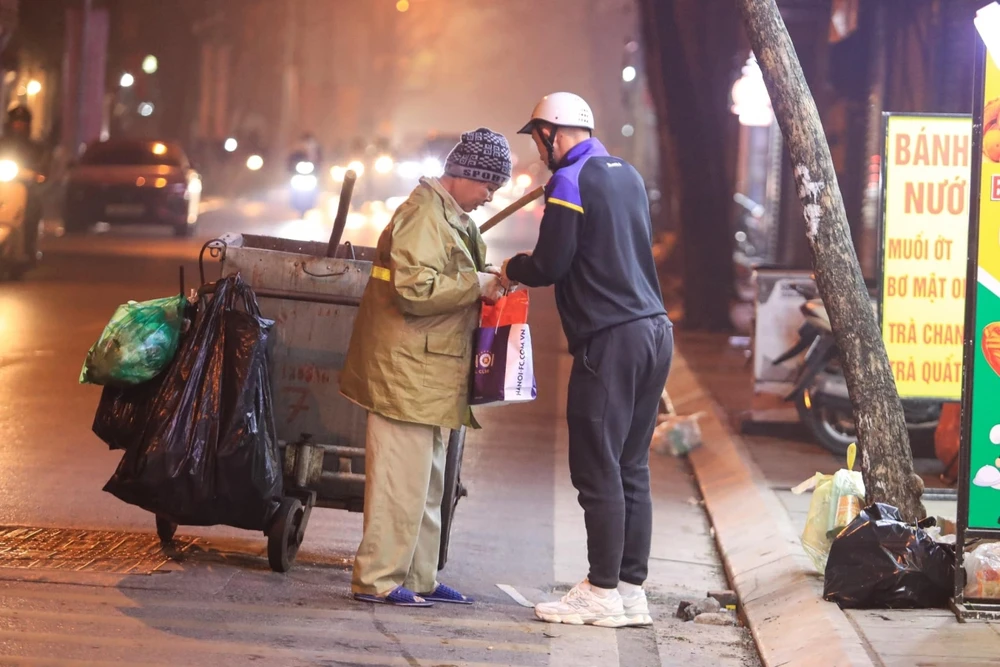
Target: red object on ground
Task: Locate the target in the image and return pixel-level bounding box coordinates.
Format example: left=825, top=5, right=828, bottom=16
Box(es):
left=934, top=403, right=961, bottom=484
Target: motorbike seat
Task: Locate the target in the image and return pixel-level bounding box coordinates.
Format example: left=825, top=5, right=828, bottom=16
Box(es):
left=801, top=300, right=832, bottom=332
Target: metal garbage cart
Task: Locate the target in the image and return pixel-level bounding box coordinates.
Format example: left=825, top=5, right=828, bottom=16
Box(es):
left=163, top=233, right=469, bottom=573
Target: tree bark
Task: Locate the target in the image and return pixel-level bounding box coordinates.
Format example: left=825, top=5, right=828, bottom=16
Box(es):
left=733, top=0, right=925, bottom=521
left=637, top=0, right=736, bottom=331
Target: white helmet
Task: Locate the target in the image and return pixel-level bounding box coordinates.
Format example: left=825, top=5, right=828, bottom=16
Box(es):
left=518, top=92, right=595, bottom=134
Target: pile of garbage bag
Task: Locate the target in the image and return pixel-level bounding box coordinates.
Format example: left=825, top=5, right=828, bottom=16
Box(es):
left=91, top=275, right=283, bottom=531
left=823, top=503, right=955, bottom=609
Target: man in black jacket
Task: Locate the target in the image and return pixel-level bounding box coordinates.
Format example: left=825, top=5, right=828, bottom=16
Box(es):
left=503, top=92, right=673, bottom=628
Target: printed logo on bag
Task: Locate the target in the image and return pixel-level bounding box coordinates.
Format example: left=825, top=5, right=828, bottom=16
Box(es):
left=515, top=328, right=527, bottom=396
left=477, top=351, right=494, bottom=371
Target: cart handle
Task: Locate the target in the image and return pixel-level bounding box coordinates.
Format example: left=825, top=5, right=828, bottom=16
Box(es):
left=198, top=281, right=362, bottom=307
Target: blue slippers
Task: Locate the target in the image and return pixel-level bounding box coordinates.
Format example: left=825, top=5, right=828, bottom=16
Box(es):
left=353, top=586, right=433, bottom=607
left=420, top=583, right=474, bottom=605
left=353, top=583, right=474, bottom=607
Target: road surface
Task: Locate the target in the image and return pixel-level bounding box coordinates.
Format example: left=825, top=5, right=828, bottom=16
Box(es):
left=0, top=195, right=759, bottom=666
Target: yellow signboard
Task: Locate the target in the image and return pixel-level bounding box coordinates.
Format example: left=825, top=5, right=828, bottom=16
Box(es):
left=880, top=113, right=972, bottom=400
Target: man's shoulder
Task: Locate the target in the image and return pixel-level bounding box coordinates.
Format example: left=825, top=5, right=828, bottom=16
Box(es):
left=579, top=153, right=635, bottom=172
left=579, top=155, right=643, bottom=190
left=391, top=182, right=443, bottom=228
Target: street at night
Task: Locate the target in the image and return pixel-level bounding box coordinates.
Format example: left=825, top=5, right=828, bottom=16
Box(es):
left=7, top=0, right=1000, bottom=665
left=0, top=202, right=759, bottom=665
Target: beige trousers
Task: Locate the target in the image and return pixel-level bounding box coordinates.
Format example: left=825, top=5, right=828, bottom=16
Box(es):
left=351, top=412, right=447, bottom=596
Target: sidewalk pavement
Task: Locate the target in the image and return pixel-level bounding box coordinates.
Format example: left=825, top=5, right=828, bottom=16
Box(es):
left=668, top=332, right=1000, bottom=666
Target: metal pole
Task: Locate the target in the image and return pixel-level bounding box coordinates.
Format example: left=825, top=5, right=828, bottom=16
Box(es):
left=74, top=0, right=91, bottom=155
left=277, top=0, right=296, bottom=158
left=859, top=0, right=887, bottom=280
left=762, top=120, right=783, bottom=264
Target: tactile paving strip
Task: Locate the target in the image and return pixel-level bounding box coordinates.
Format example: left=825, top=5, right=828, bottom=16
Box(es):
left=0, top=526, right=197, bottom=574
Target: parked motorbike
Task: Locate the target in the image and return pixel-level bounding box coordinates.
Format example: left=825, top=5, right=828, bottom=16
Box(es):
left=0, top=158, right=42, bottom=281
left=773, top=283, right=941, bottom=456
left=288, top=153, right=319, bottom=219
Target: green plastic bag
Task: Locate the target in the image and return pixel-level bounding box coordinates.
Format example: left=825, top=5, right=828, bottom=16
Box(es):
left=80, top=295, right=186, bottom=387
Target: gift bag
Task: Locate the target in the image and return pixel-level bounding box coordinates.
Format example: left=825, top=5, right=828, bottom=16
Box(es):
left=471, top=290, right=537, bottom=406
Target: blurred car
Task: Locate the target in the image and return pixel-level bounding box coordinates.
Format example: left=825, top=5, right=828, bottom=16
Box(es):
left=63, top=139, right=202, bottom=237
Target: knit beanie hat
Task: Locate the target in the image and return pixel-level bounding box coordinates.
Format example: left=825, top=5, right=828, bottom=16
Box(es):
left=444, top=128, right=512, bottom=186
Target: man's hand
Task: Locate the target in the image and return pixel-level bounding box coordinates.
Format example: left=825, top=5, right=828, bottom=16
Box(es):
left=501, top=256, right=528, bottom=292
left=477, top=271, right=503, bottom=305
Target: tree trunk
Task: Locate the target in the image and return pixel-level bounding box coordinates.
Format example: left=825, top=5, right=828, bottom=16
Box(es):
left=733, top=0, right=925, bottom=521
left=637, top=0, right=735, bottom=331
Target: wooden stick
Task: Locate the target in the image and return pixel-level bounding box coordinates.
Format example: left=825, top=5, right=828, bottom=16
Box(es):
left=326, top=170, right=357, bottom=257
left=478, top=185, right=545, bottom=234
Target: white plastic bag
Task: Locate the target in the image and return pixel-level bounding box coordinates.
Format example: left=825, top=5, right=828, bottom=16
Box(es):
left=964, top=542, right=1000, bottom=599
left=651, top=413, right=705, bottom=456
left=795, top=443, right=865, bottom=573
left=795, top=471, right=835, bottom=573
left=827, top=465, right=865, bottom=534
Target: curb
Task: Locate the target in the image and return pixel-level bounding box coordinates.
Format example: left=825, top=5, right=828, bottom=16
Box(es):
left=667, top=351, right=877, bottom=667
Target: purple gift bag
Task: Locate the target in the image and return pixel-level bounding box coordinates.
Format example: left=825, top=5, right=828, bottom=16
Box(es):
left=470, top=291, right=537, bottom=406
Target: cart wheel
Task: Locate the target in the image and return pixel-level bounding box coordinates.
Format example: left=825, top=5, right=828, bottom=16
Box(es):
left=268, top=497, right=304, bottom=573
left=438, top=427, right=468, bottom=571
left=155, top=515, right=177, bottom=544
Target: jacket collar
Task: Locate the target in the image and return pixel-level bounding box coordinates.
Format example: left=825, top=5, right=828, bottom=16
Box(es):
left=557, top=137, right=609, bottom=170
left=423, top=177, right=471, bottom=231
left=420, top=177, right=486, bottom=270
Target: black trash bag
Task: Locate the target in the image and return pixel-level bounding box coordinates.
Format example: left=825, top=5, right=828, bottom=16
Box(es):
left=103, top=275, right=283, bottom=531
left=92, top=374, right=168, bottom=451
left=92, top=302, right=196, bottom=451
left=823, top=503, right=955, bottom=609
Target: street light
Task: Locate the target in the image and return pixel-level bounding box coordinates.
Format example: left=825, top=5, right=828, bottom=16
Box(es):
left=622, top=66, right=637, bottom=83
left=120, top=73, right=135, bottom=88
left=374, top=155, right=394, bottom=174
left=0, top=160, right=19, bottom=182
left=142, top=55, right=158, bottom=75
left=730, top=54, right=773, bottom=127
left=26, top=80, right=41, bottom=96
left=224, top=137, right=238, bottom=152
left=977, top=3, right=1000, bottom=66
left=396, top=0, right=409, bottom=11
left=138, top=102, right=155, bottom=117
left=421, top=157, right=443, bottom=177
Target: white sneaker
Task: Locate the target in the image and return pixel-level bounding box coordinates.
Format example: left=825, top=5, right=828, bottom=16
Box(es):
left=618, top=586, right=653, bottom=626
left=534, top=580, right=628, bottom=628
